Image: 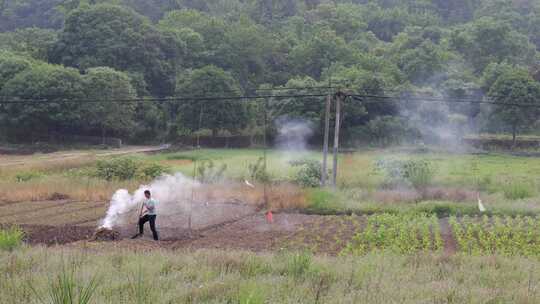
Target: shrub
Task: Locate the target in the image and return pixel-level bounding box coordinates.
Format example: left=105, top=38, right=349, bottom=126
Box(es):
left=502, top=181, right=535, bottom=200
left=96, top=158, right=139, bottom=181
left=0, top=226, right=24, bottom=251
left=247, top=157, right=270, bottom=182
left=15, top=171, right=43, bottom=182
left=197, top=160, right=227, bottom=183
left=290, top=159, right=326, bottom=188
left=375, top=159, right=435, bottom=189
left=138, top=163, right=167, bottom=180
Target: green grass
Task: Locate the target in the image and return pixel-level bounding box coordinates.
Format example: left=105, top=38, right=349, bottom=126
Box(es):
left=3, top=246, right=540, bottom=303
left=3, top=148, right=540, bottom=217
left=0, top=226, right=24, bottom=251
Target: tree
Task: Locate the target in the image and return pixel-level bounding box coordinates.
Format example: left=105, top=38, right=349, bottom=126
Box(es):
left=450, top=17, right=536, bottom=73
left=50, top=4, right=181, bottom=96
left=0, top=63, right=86, bottom=142
left=219, top=17, right=271, bottom=89
left=488, top=68, right=540, bottom=145
left=174, top=65, right=247, bottom=136
left=0, top=28, right=58, bottom=61
left=309, top=3, right=367, bottom=41
left=288, top=28, right=358, bottom=79
left=82, top=67, right=137, bottom=142
left=0, top=51, right=32, bottom=91
left=0, top=0, right=64, bottom=31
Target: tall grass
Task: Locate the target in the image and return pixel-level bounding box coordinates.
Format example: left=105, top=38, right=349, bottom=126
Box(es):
left=0, top=226, right=24, bottom=251
left=502, top=181, right=536, bottom=200
left=31, top=263, right=100, bottom=304
left=3, top=247, right=540, bottom=303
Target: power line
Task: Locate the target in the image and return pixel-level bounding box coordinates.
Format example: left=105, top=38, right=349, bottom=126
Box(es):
left=0, top=93, right=328, bottom=104
left=0, top=86, right=336, bottom=100
left=350, top=95, right=540, bottom=109
left=1, top=91, right=540, bottom=109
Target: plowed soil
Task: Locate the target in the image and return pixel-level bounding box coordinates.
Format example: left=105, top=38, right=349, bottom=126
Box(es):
left=1, top=200, right=459, bottom=255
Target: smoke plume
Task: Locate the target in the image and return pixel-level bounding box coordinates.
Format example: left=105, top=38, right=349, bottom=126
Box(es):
left=100, top=173, right=198, bottom=229
left=275, top=117, right=314, bottom=151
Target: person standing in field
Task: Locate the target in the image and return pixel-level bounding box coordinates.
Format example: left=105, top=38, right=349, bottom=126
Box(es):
left=132, top=190, right=159, bottom=240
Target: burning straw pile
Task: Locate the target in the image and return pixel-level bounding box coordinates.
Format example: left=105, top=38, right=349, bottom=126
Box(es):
left=91, top=227, right=121, bottom=241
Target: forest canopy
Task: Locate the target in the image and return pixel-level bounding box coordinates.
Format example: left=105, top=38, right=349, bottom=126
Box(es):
left=0, top=0, right=539, bottom=145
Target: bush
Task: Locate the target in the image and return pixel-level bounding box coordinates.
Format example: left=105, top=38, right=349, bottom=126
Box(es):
left=138, top=163, right=167, bottom=180
left=247, top=157, right=270, bottom=182
left=290, top=159, right=326, bottom=188
left=96, top=158, right=139, bottom=181
left=0, top=226, right=24, bottom=251
left=95, top=158, right=168, bottom=181
left=502, top=181, right=535, bottom=200
left=375, top=159, right=435, bottom=189
left=15, top=171, right=43, bottom=182
left=197, top=160, right=227, bottom=183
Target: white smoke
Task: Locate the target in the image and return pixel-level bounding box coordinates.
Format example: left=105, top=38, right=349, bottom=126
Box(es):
left=275, top=117, right=314, bottom=151
left=100, top=173, right=199, bottom=229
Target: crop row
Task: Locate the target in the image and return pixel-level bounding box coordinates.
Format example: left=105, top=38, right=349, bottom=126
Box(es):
left=449, top=215, right=540, bottom=257
left=342, top=213, right=443, bottom=255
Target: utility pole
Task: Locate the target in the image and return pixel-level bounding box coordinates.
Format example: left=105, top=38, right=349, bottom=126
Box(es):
left=321, top=94, right=332, bottom=186
left=332, top=92, right=344, bottom=188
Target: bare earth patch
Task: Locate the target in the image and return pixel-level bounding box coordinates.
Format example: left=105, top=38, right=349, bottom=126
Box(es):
left=1, top=200, right=461, bottom=255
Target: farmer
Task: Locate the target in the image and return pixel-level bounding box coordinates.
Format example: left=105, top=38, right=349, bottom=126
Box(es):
left=132, top=190, right=159, bottom=240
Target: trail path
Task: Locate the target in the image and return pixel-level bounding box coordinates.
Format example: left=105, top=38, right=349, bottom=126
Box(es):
left=0, top=145, right=167, bottom=167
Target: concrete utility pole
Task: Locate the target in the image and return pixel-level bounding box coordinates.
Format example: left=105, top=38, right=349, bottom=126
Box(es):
left=332, top=92, right=344, bottom=188
left=321, top=94, right=332, bottom=186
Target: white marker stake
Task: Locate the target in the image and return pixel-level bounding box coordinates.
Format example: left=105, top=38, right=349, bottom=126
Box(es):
left=478, top=195, right=486, bottom=213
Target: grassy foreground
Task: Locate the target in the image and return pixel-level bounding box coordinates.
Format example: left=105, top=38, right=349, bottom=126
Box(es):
left=1, top=246, right=539, bottom=304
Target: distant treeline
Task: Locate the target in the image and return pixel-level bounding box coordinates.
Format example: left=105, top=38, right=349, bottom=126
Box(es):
left=0, top=0, right=539, bottom=146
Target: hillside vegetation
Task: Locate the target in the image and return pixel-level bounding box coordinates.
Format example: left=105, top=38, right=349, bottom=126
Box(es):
left=0, top=0, right=539, bottom=145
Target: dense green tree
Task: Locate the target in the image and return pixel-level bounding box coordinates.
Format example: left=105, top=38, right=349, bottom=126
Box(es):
left=174, top=65, right=247, bottom=136
left=267, top=76, right=324, bottom=126
left=50, top=4, right=181, bottom=96
left=0, top=51, right=32, bottom=91
left=288, top=28, right=358, bottom=79
left=82, top=67, right=137, bottom=141
left=0, top=28, right=57, bottom=61
left=450, top=17, right=536, bottom=73
left=1, top=0, right=539, bottom=144
left=309, top=3, right=367, bottom=41
left=488, top=68, right=540, bottom=144
left=0, top=0, right=64, bottom=31
left=0, top=63, right=86, bottom=141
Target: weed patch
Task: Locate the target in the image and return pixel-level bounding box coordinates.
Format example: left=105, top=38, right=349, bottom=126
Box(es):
left=0, top=226, right=24, bottom=251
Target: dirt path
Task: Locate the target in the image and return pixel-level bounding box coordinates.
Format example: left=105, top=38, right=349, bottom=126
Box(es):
left=439, top=217, right=458, bottom=255
left=0, top=145, right=167, bottom=167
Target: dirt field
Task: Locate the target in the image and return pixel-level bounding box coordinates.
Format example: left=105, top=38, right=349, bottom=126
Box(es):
left=0, top=198, right=459, bottom=255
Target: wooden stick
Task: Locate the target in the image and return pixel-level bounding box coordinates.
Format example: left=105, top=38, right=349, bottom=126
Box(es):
left=332, top=94, right=342, bottom=188
left=321, top=94, right=332, bottom=186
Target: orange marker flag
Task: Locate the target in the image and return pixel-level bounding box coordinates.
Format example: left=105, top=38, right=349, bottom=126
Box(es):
left=266, top=210, right=273, bottom=223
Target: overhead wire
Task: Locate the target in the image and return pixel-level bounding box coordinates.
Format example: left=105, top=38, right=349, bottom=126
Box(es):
left=0, top=90, right=539, bottom=109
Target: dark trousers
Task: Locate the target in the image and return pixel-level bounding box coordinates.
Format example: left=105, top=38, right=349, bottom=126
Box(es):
left=138, top=214, right=159, bottom=240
